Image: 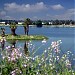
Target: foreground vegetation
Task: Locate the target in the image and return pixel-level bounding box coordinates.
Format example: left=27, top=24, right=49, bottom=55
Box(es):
left=0, top=18, right=75, bottom=75
left=0, top=39, right=75, bottom=75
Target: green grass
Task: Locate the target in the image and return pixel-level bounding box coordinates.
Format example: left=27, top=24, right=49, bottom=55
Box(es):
left=0, top=34, right=48, bottom=40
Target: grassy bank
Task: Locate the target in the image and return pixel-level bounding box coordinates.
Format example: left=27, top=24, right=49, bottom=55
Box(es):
left=0, top=34, right=48, bottom=40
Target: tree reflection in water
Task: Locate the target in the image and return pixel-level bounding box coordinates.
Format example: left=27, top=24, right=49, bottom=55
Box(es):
left=24, top=41, right=29, bottom=56
left=0, top=37, right=6, bottom=50
left=10, top=40, right=16, bottom=48
left=8, top=40, right=29, bottom=56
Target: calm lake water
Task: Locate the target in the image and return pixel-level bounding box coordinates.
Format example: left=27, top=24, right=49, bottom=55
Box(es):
left=0, top=26, right=75, bottom=67
left=0, top=26, right=75, bottom=54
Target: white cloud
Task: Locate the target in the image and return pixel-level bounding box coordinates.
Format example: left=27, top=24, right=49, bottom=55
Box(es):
left=4, top=16, right=13, bottom=19
left=66, top=8, right=75, bottom=15
left=1, top=2, right=74, bottom=20
left=51, top=4, right=64, bottom=10
left=4, top=2, right=47, bottom=13
left=0, top=11, right=6, bottom=16
left=46, top=8, right=75, bottom=20
left=32, top=16, right=38, bottom=20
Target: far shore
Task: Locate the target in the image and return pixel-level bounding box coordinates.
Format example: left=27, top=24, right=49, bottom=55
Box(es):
left=0, top=24, right=75, bottom=27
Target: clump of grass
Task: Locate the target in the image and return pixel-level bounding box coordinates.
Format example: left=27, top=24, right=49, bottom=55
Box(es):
left=0, top=39, right=75, bottom=75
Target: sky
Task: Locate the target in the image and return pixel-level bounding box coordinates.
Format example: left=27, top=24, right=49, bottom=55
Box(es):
left=0, top=0, right=75, bottom=20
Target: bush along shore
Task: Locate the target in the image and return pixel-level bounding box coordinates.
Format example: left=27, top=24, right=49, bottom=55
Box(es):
left=0, top=34, right=48, bottom=40
left=0, top=39, right=75, bottom=75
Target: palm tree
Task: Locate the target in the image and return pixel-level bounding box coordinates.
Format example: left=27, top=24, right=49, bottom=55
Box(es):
left=10, top=22, right=17, bottom=36
left=23, top=18, right=31, bottom=35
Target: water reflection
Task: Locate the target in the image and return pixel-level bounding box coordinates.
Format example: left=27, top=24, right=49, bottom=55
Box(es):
left=1, top=28, right=5, bottom=37
left=10, top=40, right=16, bottom=48
left=24, top=41, right=29, bottom=56
left=0, top=37, right=6, bottom=50
left=8, top=40, right=29, bottom=56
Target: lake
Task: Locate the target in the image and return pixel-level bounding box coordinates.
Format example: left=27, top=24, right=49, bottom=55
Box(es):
left=0, top=26, right=75, bottom=66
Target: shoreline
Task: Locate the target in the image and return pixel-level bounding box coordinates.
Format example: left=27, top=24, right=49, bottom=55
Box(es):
left=0, top=24, right=75, bottom=27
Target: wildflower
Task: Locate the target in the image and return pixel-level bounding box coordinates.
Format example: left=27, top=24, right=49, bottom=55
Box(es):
left=32, top=57, right=35, bottom=61
left=26, top=56, right=30, bottom=61
left=56, top=56, right=59, bottom=60
left=6, top=46, right=11, bottom=49
left=19, top=53, right=22, bottom=57
left=55, top=48, right=59, bottom=53
left=65, top=59, right=71, bottom=68
left=35, top=56, right=38, bottom=59
left=57, top=40, right=62, bottom=44
left=48, top=47, right=50, bottom=50
left=12, top=45, right=15, bottom=48
left=51, top=41, right=57, bottom=48
left=11, top=57, right=16, bottom=61
left=23, top=64, right=27, bottom=67
left=41, top=58, right=44, bottom=62
left=42, top=39, right=46, bottom=44
left=11, top=70, right=16, bottom=75
left=44, top=50, right=47, bottom=53
left=39, top=63, right=41, bottom=66
left=36, top=72, right=39, bottom=75
left=2, top=56, right=5, bottom=59
left=62, top=56, right=65, bottom=59
left=49, top=63, right=52, bottom=66
left=51, top=40, right=61, bottom=48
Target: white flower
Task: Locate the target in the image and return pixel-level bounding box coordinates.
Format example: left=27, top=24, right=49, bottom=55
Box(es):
left=24, top=64, right=27, bottom=67
left=49, top=64, right=52, bottom=66
left=44, top=50, right=47, bottom=53
left=42, top=39, right=46, bottom=44
left=6, top=46, right=11, bottom=49
left=11, top=70, right=16, bottom=75
left=39, top=63, right=41, bottom=66
left=36, top=72, right=39, bottom=74
left=2, top=56, right=5, bottom=59
left=32, top=57, right=35, bottom=60
left=65, top=59, right=71, bottom=68
left=57, top=56, right=59, bottom=60
left=12, top=45, right=14, bottom=48
left=48, top=47, right=50, bottom=50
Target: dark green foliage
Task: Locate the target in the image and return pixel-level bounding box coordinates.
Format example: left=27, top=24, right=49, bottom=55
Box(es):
left=36, top=20, right=42, bottom=27
left=10, top=22, right=17, bottom=36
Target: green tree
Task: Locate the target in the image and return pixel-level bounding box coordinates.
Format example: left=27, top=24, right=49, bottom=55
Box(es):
left=10, top=22, right=17, bottom=36
left=23, top=18, right=31, bottom=35
left=36, top=20, right=42, bottom=27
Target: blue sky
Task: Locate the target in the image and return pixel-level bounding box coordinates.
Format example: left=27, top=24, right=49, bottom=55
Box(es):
left=0, top=0, right=74, bottom=20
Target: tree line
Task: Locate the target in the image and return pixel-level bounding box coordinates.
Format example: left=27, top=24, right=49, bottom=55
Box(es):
left=0, top=19, right=75, bottom=25
left=0, top=18, right=75, bottom=37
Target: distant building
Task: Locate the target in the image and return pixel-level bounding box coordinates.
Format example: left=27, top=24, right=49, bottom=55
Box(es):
left=18, top=22, right=23, bottom=25
left=0, top=22, right=5, bottom=24
left=42, top=22, right=45, bottom=25
left=49, top=22, right=53, bottom=25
